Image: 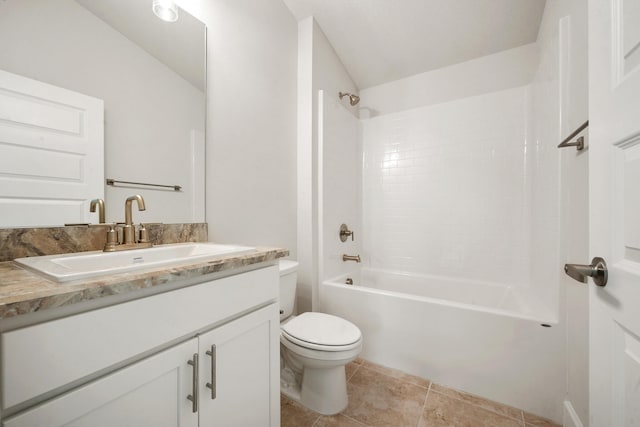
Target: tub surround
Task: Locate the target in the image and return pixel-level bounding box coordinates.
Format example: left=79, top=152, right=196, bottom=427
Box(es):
left=0, top=223, right=208, bottom=262
left=0, top=246, right=288, bottom=319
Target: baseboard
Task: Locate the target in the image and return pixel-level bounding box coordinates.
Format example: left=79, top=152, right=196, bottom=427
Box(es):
left=563, top=400, right=585, bottom=427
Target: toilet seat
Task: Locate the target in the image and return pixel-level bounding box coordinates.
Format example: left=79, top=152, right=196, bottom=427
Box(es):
left=281, top=312, right=362, bottom=352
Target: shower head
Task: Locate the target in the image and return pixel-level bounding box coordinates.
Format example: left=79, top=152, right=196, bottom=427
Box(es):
left=339, top=92, right=360, bottom=106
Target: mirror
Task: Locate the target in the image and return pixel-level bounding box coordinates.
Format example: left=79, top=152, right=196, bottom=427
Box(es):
left=0, top=0, right=206, bottom=226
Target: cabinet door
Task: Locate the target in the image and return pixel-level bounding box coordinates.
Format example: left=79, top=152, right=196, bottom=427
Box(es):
left=198, top=304, right=280, bottom=427
left=3, top=339, right=199, bottom=427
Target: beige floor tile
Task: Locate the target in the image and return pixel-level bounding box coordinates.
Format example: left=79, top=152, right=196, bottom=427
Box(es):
left=430, top=383, right=523, bottom=421
left=314, top=414, right=368, bottom=427
left=281, top=394, right=319, bottom=427
left=523, top=411, right=562, bottom=427
left=362, top=360, right=431, bottom=388
left=419, top=391, right=523, bottom=427
left=345, top=361, right=361, bottom=381
left=342, top=365, right=428, bottom=427
left=280, top=358, right=557, bottom=427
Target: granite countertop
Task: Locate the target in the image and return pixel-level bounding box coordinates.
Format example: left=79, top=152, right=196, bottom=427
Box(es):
left=0, top=247, right=288, bottom=319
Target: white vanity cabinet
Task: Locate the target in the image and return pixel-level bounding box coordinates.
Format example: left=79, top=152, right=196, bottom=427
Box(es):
left=3, top=338, right=201, bottom=427
left=197, top=304, right=279, bottom=426
left=0, top=265, right=280, bottom=427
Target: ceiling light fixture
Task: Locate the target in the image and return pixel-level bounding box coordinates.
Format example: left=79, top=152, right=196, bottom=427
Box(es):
left=152, top=0, right=179, bottom=22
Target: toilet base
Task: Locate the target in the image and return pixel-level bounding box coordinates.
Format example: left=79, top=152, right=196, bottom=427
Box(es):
left=281, top=377, right=302, bottom=401
left=302, top=365, right=349, bottom=414
left=281, top=365, right=348, bottom=415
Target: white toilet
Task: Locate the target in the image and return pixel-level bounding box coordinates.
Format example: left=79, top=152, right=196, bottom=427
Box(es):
left=278, top=260, right=363, bottom=415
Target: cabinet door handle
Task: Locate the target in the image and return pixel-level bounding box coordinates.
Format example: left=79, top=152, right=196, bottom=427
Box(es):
left=187, top=353, right=199, bottom=413
left=206, top=344, right=216, bottom=399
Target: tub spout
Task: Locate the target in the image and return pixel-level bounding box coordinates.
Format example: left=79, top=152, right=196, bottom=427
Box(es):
left=343, top=254, right=361, bottom=263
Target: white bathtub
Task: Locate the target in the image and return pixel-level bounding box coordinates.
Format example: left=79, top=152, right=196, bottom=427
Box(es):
left=319, top=268, right=565, bottom=422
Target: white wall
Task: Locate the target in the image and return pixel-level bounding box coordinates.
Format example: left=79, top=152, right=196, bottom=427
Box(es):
left=531, top=0, right=589, bottom=425
left=297, top=17, right=359, bottom=311
left=359, top=43, right=538, bottom=117
left=319, top=91, right=361, bottom=282
left=178, top=0, right=298, bottom=257
left=0, top=0, right=204, bottom=224
left=361, top=87, right=530, bottom=287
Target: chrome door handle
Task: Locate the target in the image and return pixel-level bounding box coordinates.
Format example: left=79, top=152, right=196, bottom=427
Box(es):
left=187, top=353, right=199, bottom=413
left=206, top=345, right=216, bottom=400
left=564, top=257, right=608, bottom=287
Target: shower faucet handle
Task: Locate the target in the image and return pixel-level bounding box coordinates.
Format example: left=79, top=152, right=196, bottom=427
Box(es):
left=340, top=224, right=355, bottom=242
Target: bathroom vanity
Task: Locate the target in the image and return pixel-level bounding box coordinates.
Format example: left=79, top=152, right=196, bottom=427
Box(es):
left=0, top=246, right=287, bottom=426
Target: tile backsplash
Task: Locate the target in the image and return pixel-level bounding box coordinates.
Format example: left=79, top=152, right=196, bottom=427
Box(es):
left=0, top=223, right=207, bottom=262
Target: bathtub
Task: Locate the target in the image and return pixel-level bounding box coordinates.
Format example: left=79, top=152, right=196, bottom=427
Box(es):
left=319, top=268, right=565, bottom=421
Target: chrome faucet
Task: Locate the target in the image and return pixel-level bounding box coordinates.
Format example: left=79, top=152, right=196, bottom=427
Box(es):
left=123, top=195, right=146, bottom=244
left=89, top=198, right=105, bottom=223
left=342, top=254, right=361, bottom=263
left=88, top=195, right=151, bottom=252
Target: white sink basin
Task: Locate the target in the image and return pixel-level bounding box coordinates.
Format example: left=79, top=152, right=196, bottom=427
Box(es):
left=15, top=243, right=256, bottom=283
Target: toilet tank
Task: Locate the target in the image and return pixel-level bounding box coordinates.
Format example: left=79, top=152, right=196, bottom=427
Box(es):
left=279, top=260, right=298, bottom=321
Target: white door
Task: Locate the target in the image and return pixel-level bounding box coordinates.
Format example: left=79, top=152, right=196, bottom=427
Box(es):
left=198, top=304, right=280, bottom=427
left=589, top=0, right=640, bottom=425
left=0, top=69, right=104, bottom=227
left=2, top=339, right=199, bottom=427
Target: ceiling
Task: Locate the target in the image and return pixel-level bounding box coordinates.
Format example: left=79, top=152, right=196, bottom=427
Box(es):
left=76, top=0, right=206, bottom=91
left=282, top=0, right=547, bottom=89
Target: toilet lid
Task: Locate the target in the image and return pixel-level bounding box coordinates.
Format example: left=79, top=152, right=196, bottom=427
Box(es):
left=281, top=312, right=361, bottom=348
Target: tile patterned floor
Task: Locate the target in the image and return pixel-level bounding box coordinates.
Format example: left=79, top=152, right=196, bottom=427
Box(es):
left=281, top=359, right=561, bottom=427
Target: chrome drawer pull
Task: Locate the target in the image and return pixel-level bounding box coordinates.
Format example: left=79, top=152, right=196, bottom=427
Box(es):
left=187, top=353, right=199, bottom=413
left=206, top=344, right=216, bottom=399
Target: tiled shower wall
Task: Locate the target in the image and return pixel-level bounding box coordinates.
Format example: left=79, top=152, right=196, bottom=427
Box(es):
left=361, top=87, right=530, bottom=287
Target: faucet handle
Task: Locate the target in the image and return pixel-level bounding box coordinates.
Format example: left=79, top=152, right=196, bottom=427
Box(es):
left=138, top=223, right=150, bottom=244
left=339, top=224, right=355, bottom=242
left=104, top=225, right=119, bottom=251
left=88, top=223, right=119, bottom=251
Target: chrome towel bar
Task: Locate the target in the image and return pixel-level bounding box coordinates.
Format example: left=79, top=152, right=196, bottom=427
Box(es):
left=106, top=178, right=182, bottom=191
left=558, top=120, right=589, bottom=151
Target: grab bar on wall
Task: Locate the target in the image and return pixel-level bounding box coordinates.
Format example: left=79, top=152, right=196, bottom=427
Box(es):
left=557, top=120, right=589, bottom=151
left=106, top=179, right=182, bottom=192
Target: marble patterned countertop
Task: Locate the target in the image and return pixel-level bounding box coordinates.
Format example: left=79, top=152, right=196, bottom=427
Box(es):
left=0, top=247, right=288, bottom=319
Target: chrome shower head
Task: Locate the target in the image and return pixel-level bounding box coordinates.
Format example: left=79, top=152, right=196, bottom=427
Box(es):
left=339, top=92, right=360, bottom=106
